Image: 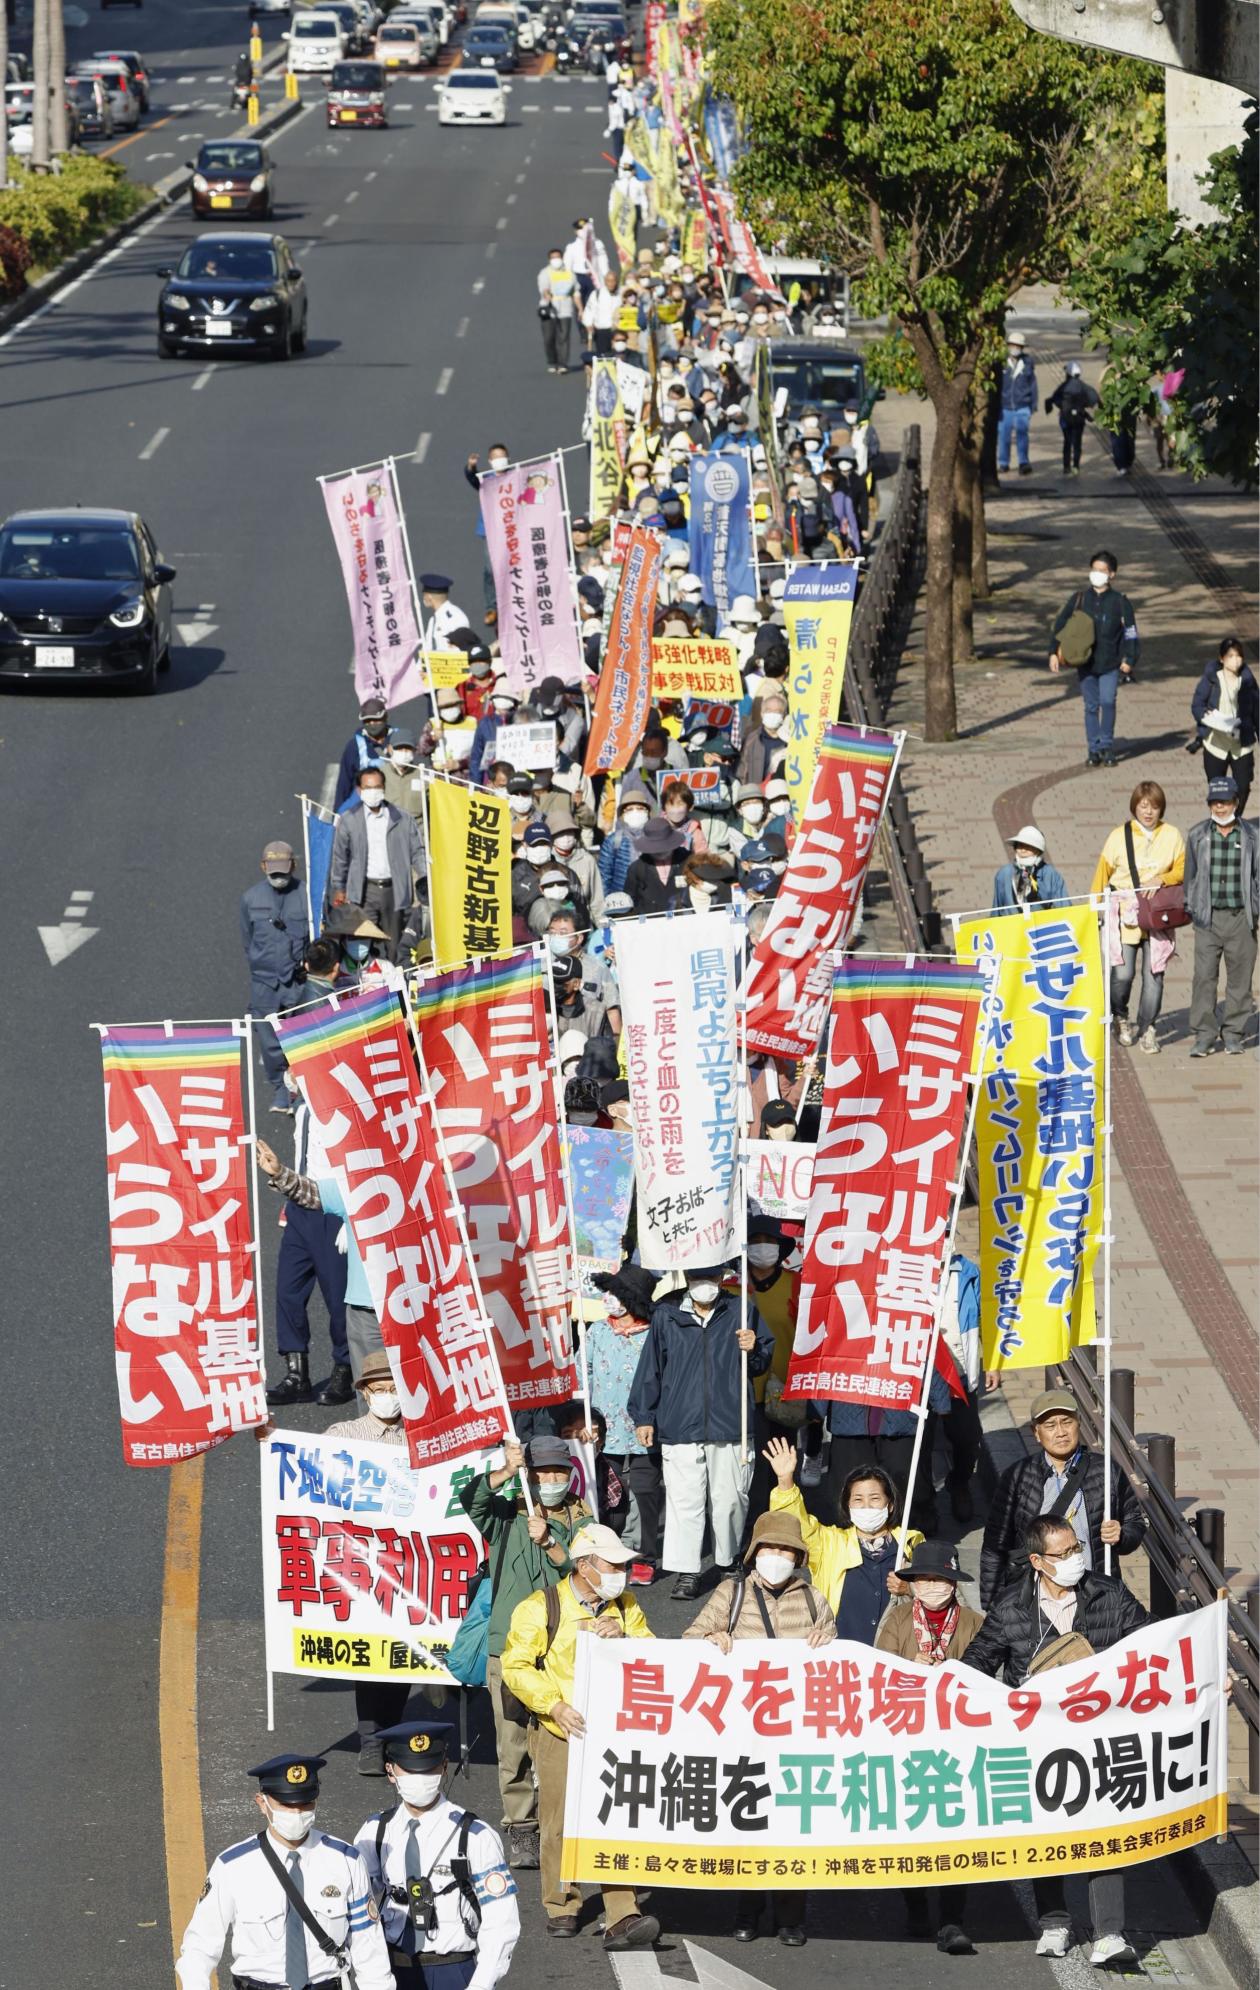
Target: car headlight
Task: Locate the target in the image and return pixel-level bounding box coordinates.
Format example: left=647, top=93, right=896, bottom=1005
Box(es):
left=249, top=294, right=282, bottom=311
left=110, top=598, right=147, bottom=629
left=192, top=173, right=208, bottom=191
left=165, top=293, right=191, bottom=310
left=250, top=174, right=268, bottom=192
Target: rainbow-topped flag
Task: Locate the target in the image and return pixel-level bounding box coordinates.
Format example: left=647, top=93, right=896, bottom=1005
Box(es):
left=410, top=947, right=538, bottom=1023
left=273, top=986, right=403, bottom=1066
left=100, top=1024, right=242, bottom=1072
left=817, top=722, right=900, bottom=770
left=831, top=958, right=988, bottom=1005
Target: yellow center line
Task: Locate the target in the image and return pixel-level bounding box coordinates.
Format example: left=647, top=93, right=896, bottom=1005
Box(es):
left=160, top=1453, right=213, bottom=1981
left=102, top=110, right=173, bottom=159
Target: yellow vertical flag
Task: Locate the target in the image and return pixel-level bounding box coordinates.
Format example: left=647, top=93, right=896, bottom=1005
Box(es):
left=428, top=779, right=511, bottom=970
left=780, top=563, right=858, bottom=818
left=589, top=358, right=626, bottom=521
left=954, top=901, right=1105, bottom=1371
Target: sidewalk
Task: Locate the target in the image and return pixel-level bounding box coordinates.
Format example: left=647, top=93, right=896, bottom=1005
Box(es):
left=870, top=290, right=1259, bottom=1802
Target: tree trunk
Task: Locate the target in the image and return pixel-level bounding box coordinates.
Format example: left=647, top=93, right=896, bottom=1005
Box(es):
left=921, top=390, right=968, bottom=741
left=0, top=0, right=9, bottom=190
left=49, top=0, right=67, bottom=156
left=31, top=0, right=50, bottom=172
left=952, top=446, right=974, bottom=665
left=969, top=399, right=992, bottom=600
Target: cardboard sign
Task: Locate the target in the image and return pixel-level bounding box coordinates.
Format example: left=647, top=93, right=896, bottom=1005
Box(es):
left=495, top=721, right=557, bottom=770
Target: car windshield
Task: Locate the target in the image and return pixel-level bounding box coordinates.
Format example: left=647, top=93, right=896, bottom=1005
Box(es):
left=199, top=144, right=264, bottom=172
left=469, top=27, right=507, bottom=40
left=446, top=69, right=498, bottom=83
left=0, top=526, right=140, bottom=582
left=332, top=62, right=383, bottom=85
left=94, top=50, right=140, bottom=71
left=771, top=355, right=862, bottom=409
left=292, top=17, right=337, bottom=33
left=378, top=22, right=417, bottom=35
left=66, top=80, right=97, bottom=101
left=177, top=241, right=279, bottom=281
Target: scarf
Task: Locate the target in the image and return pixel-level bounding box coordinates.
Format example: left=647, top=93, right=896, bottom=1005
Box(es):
left=912, top=1597, right=960, bottom=1664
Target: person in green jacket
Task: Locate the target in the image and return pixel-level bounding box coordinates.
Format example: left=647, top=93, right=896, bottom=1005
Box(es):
left=458, top=1434, right=590, bottom=1870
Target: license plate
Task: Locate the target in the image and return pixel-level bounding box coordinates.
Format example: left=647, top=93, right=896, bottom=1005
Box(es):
left=35, top=646, right=74, bottom=669
left=343, top=108, right=357, bottom=118
left=210, top=194, right=233, bottom=208
left=204, top=320, right=233, bottom=336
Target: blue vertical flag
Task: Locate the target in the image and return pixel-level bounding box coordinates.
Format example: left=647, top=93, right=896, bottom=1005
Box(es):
left=303, top=799, right=336, bottom=937
left=688, top=451, right=755, bottom=626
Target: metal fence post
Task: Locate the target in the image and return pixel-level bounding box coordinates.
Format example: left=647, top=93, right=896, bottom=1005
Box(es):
left=1194, top=1507, right=1226, bottom=1572
left=1112, top=1368, right=1135, bottom=1433
left=1146, top=1435, right=1177, bottom=1618
left=1248, top=1590, right=1259, bottom=1796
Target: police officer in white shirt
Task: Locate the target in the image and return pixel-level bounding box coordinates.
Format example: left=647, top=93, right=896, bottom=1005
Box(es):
left=177, top=1752, right=393, bottom=1990
left=418, top=574, right=471, bottom=656
left=357, top=1722, right=520, bottom=1989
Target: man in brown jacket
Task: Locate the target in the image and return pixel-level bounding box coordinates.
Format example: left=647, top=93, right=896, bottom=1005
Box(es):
left=875, top=1539, right=983, bottom=1957
left=683, top=1508, right=833, bottom=1948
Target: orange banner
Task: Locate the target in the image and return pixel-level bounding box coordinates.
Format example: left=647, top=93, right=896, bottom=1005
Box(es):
left=584, top=526, right=665, bottom=776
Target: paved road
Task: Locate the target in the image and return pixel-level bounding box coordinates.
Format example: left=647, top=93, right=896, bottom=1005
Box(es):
left=0, top=12, right=1233, bottom=1985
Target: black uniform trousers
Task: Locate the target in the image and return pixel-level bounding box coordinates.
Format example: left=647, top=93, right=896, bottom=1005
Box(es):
left=275, top=1203, right=350, bottom=1366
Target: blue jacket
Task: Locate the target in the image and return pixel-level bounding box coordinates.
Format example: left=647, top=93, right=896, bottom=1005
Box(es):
left=1191, top=661, right=1258, bottom=748
left=239, top=877, right=309, bottom=996
left=1000, top=357, right=1037, bottom=413
left=334, top=727, right=393, bottom=810
left=598, top=827, right=640, bottom=895
left=991, top=857, right=1069, bottom=913
left=627, top=1289, right=773, bottom=1445
left=469, top=712, right=512, bottom=786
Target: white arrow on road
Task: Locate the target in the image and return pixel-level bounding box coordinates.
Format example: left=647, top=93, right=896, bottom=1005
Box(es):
left=176, top=603, right=219, bottom=648
left=608, top=1941, right=775, bottom=1990
left=40, top=889, right=98, bottom=965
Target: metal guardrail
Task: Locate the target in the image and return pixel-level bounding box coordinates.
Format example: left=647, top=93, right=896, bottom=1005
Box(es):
left=846, top=425, right=1260, bottom=1793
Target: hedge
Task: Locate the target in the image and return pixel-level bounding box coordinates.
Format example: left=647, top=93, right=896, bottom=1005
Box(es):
left=0, top=154, right=149, bottom=292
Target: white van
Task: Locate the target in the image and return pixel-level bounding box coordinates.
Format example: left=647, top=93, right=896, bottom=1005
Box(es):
left=285, top=11, right=347, bottom=72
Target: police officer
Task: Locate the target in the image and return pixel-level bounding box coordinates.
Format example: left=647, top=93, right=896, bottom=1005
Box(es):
left=418, top=575, right=471, bottom=655
left=177, top=1752, right=394, bottom=1989
left=265, top=1094, right=353, bottom=1409
left=240, top=840, right=310, bottom=1115
left=357, top=1722, right=520, bottom=1988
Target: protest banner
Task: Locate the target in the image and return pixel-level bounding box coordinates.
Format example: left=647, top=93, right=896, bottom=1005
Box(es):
left=273, top=988, right=511, bottom=1469
left=317, top=458, right=425, bottom=707
left=781, top=562, right=859, bottom=815
left=683, top=699, right=736, bottom=735
left=785, top=960, right=986, bottom=1408
left=99, top=1023, right=265, bottom=1464
left=753, top=342, right=785, bottom=523
left=650, top=637, right=741, bottom=701
left=562, top=1606, right=1229, bottom=1888
left=425, top=650, right=471, bottom=690
left=480, top=453, right=582, bottom=699
left=567, top=1122, right=636, bottom=1315
left=301, top=795, right=335, bottom=938
left=260, top=1429, right=486, bottom=1686
left=608, top=174, right=639, bottom=269
left=411, top=950, right=578, bottom=1410
left=495, top=721, right=557, bottom=771
left=745, top=724, right=901, bottom=1061
left=687, top=452, right=755, bottom=625
left=589, top=358, right=627, bottom=522
left=747, top=1138, right=816, bottom=1221
left=427, top=778, right=512, bottom=970
left=954, top=902, right=1105, bottom=1371
left=617, top=909, right=739, bottom=1270
left=585, top=526, right=664, bottom=777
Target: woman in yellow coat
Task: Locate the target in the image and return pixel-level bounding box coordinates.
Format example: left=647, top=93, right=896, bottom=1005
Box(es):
left=1091, top=778, right=1185, bottom=1054
left=763, top=1436, right=922, bottom=1643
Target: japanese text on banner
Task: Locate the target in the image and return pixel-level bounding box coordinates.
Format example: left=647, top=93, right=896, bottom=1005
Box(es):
left=745, top=724, right=900, bottom=1061
left=955, top=903, right=1104, bottom=1371
left=585, top=527, right=664, bottom=777
left=782, top=563, right=859, bottom=816
left=101, top=1024, right=265, bottom=1464
left=562, top=1607, right=1228, bottom=1889
left=650, top=637, right=742, bottom=702
left=786, top=961, right=985, bottom=1407
left=261, top=1429, right=486, bottom=1685
left=318, top=459, right=425, bottom=708
left=428, top=778, right=512, bottom=971
left=618, top=909, right=739, bottom=1271
left=687, top=452, right=755, bottom=626
left=588, top=359, right=626, bottom=523
left=480, top=453, right=582, bottom=698
left=273, top=988, right=510, bottom=1470
left=411, top=950, right=577, bottom=1410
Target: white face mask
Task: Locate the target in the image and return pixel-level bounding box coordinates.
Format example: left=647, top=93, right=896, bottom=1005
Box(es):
left=367, top=1389, right=400, bottom=1421
left=553, top=837, right=577, bottom=857
left=493, top=699, right=517, bottom=716
left=389, top=751, right=415, bottom=771
left=604, top=1296, right=627, bottom=1317
left=1088, top=569, right=1110, bottom=590
left=1014, top=850, right=1038, bottom=868
left=508, top=795, right=533, bottom=817
left=548, top=932, right=577, bottom=955
left=594, top=1567, right=626, bottom=1600
left=770, top=799, right=792, bottom=818
left=488, top=455, right=509, bottom=472
left=755, top=1550, right=797, bottom=1588
left=912, top=1581, right=956, bottom=1610
left=1047, top=1550, right=1086, bottom=1588
left=622, top=809, right=649, bottom=832
left=360, top=788, right=385, bottom=809
left=741, top=806, right=767, bottom=828
left=525, top=845, right=552, bottom=866
left=747, top=1242, right=780, bottom=1268
left=664, top=803, right=689, bottom=822
left=850, top=1505, right=890, bottom=1534
left=541, top=885, right=568, bottom=902
left=537, top=1479, right=571, bottom=1508
left=267, top=1803, right=316, bottom=1843
left=393, top=1769, right=444, bottom=1808
left=687, top=1280, right=720, bottom=1308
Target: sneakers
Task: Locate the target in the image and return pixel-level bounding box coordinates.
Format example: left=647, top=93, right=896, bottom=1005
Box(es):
left=507, top=1823, right=540, bottom=1868
left=1190, top=1037, right=1220, bottom=1057
left=670, top=1572, right=700, bottom=1600
left=1036, top=1928, right=1071, bottom=1958
left=1087, top=753, right=1103, bottom=767
left=799, top=1452, right=824, bottom=1490
left=1223, top=1036, right=1246, bottom=1055
left=1139, top=1026, right=1160, bottom=1054
left=1090, top=1935, right=1137, bottom=1968
left=1115, top=1018, right=1136, bottom=1047
left=937, top=1924, right=976, bottom=1955
left=1018, top=463, right=1033, bottom=476
left=628, top=1561, right=656, bottom=1587
left=604, top=1912, right=659, bottom=1952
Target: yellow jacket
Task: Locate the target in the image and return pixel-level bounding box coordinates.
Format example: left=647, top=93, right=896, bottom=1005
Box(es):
left=768, top=1483, right=923, bottom=1614
left=1091, top=818, right=1185, bottom=944
left=500, top=1576, right=654, bottom=1738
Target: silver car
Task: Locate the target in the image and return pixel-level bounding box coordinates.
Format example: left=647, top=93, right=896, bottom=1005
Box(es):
left=71, top=58, right=140, bottom=128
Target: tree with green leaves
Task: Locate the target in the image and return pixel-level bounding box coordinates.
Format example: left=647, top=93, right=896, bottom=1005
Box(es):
left=703, top=0, right=1147, bottom=739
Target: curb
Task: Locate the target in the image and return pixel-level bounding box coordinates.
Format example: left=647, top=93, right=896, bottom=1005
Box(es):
left=0, top=77, right=306, bottom=340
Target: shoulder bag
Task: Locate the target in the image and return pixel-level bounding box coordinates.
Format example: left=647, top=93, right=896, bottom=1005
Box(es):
left=1123, top=822, right=1190, bottom=933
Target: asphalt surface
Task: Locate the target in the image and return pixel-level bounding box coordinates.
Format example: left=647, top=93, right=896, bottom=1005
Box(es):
left=0, top=6, right=1234, bottom=1985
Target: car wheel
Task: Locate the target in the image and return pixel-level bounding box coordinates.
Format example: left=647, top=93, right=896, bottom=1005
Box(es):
left=277, top=322, right=294, bottom=360
left=131, top=651, right=158, bottom=695
left=157, top=643, right=172, bottom=674
left=292, top=313, right=307, bottom=354
left=157, top=337, right=177, bottom=358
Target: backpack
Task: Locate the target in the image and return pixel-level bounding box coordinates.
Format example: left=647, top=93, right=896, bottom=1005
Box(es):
left=1060, top=378, right=1091, bottom=422
left=499, top=1583, right=626, bottom=1726
left=1056, top=592, right=1096, bottom=669
left=374, top=1805, right=483, bottom=1935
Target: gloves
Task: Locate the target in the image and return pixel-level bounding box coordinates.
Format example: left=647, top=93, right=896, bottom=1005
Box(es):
left=335, top=1225, right=348, bottom=1256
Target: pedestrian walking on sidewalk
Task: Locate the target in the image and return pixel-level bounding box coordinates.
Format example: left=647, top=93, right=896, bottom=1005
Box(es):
left=1184, top=776, right=1258, bottom=1056
left=1190, top=637, right=1257, bottom=817
left=991, top=824, right=1069, bottom=913
left=1044, top=361, right=1098, bottom=475
left=537, top=248, right=577, bottom=374
left=1049, top=549, right=1139, bottom=767
left=997, top=330, right=1037, bottom=476
left=1091, top=781, right=1186, bottom=1053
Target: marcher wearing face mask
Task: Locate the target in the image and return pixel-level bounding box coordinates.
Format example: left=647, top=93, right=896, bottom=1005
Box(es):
left=329, top=768, right=427, bottom=962
left=500, top=1523, right=660, bottom=1952
left=239, top=838, right=310, bottom=1114
left=980, top=1389, right=1144, bottom=1607
left=537, top=247, right=578, bottom=374
left=377, top=725, right=427, bottom=824
left=1049, top=548, right=1140, bottom=767
left=765, top=1445, right=923, bottom=1632
left=1184, top=774, right=1259, bottom=1056
left=683, top=1506, right=832, bottom=1949
left=544, top=809, right=604, bottom=920
left=964, top=1515, right=1151, bottom=1967
left=596, top=784, right=655, bottom=898
left=468, top=687, right=523, bottom=786
left=588, top=1263, right=665, bottom=1582
left=997, top=329, right=1038, bottom=476
left=624, top=816, right=691, bottom=916
left=526, top=868, right=592, bottom=941
left=737, top=691, right=789, bottom=787
left=624, top=720, right=686, bottom=795
left=356, top=1722, right=520, bottom=1989
left=628, top=1267, right=772, bottom=1601
left=991, top=822, right=1069, bottom=914
left=458, top=1437, right=590, bottom=1868
left=334, top=694, right=396, bottom=809
left=176, top=1753, right=393, bottom=1990
left=740, top=1216, right=800, bottom=1519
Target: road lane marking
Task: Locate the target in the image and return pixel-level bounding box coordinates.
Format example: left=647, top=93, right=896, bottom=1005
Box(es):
left=364, top=169, right=377, bottom=181
left=139, top=426, right=170, bottom=459
left=320, top=761, right=339, bottom=809
left=176, top=72, right=196, bottom=81
left=160, top=1457, right=210, bottom=1980
left=553, top=103, right=571, bottom=112
left=346, top=189, right=358, bottom=202
left=191, top=366, right=216, bottom=391
left=102, top=110, right=174, bottom=157
left=485, top=241, right=497, bottom=257
left=505, top=192, right=516, bottom=205
left=39, top=889, right=98, bottom=963
left=436, top=366, right=453, bottom=395
left=522, top=103, right=540, bottom=111
left=514, top=170, right=526, bottom=183
left=495, top=216, right=507, bottom=230
left=324, top=212, right=339, bottom=226
left=455, top=316, right=469, bottom=337
left=414, top=430, right=432, bottom=463
left=472, top=278, right=485, bottom=293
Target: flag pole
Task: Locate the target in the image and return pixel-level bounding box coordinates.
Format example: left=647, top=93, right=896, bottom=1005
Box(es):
left=540, top=942, right=593, bottom=1437
left=239, top=1015, right=269, bottom=1408
left=738, top=903, right=751, bottom=1465
left=1101, top=887, right=1114, bottom=1574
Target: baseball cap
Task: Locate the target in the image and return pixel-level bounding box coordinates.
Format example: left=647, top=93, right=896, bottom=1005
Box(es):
left=262, top=840, right=295, bottom=863
left=569, top=1522, right=634, bottom=1565
left=1030, top=1388, right=1078, bottom=1424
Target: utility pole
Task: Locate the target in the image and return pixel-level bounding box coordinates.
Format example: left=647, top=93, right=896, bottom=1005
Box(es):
left=0, top=0, right=9, bottom=190
left=49, top=0, right=67, bottom=157
left=31, top=0, right=50, bottom=171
